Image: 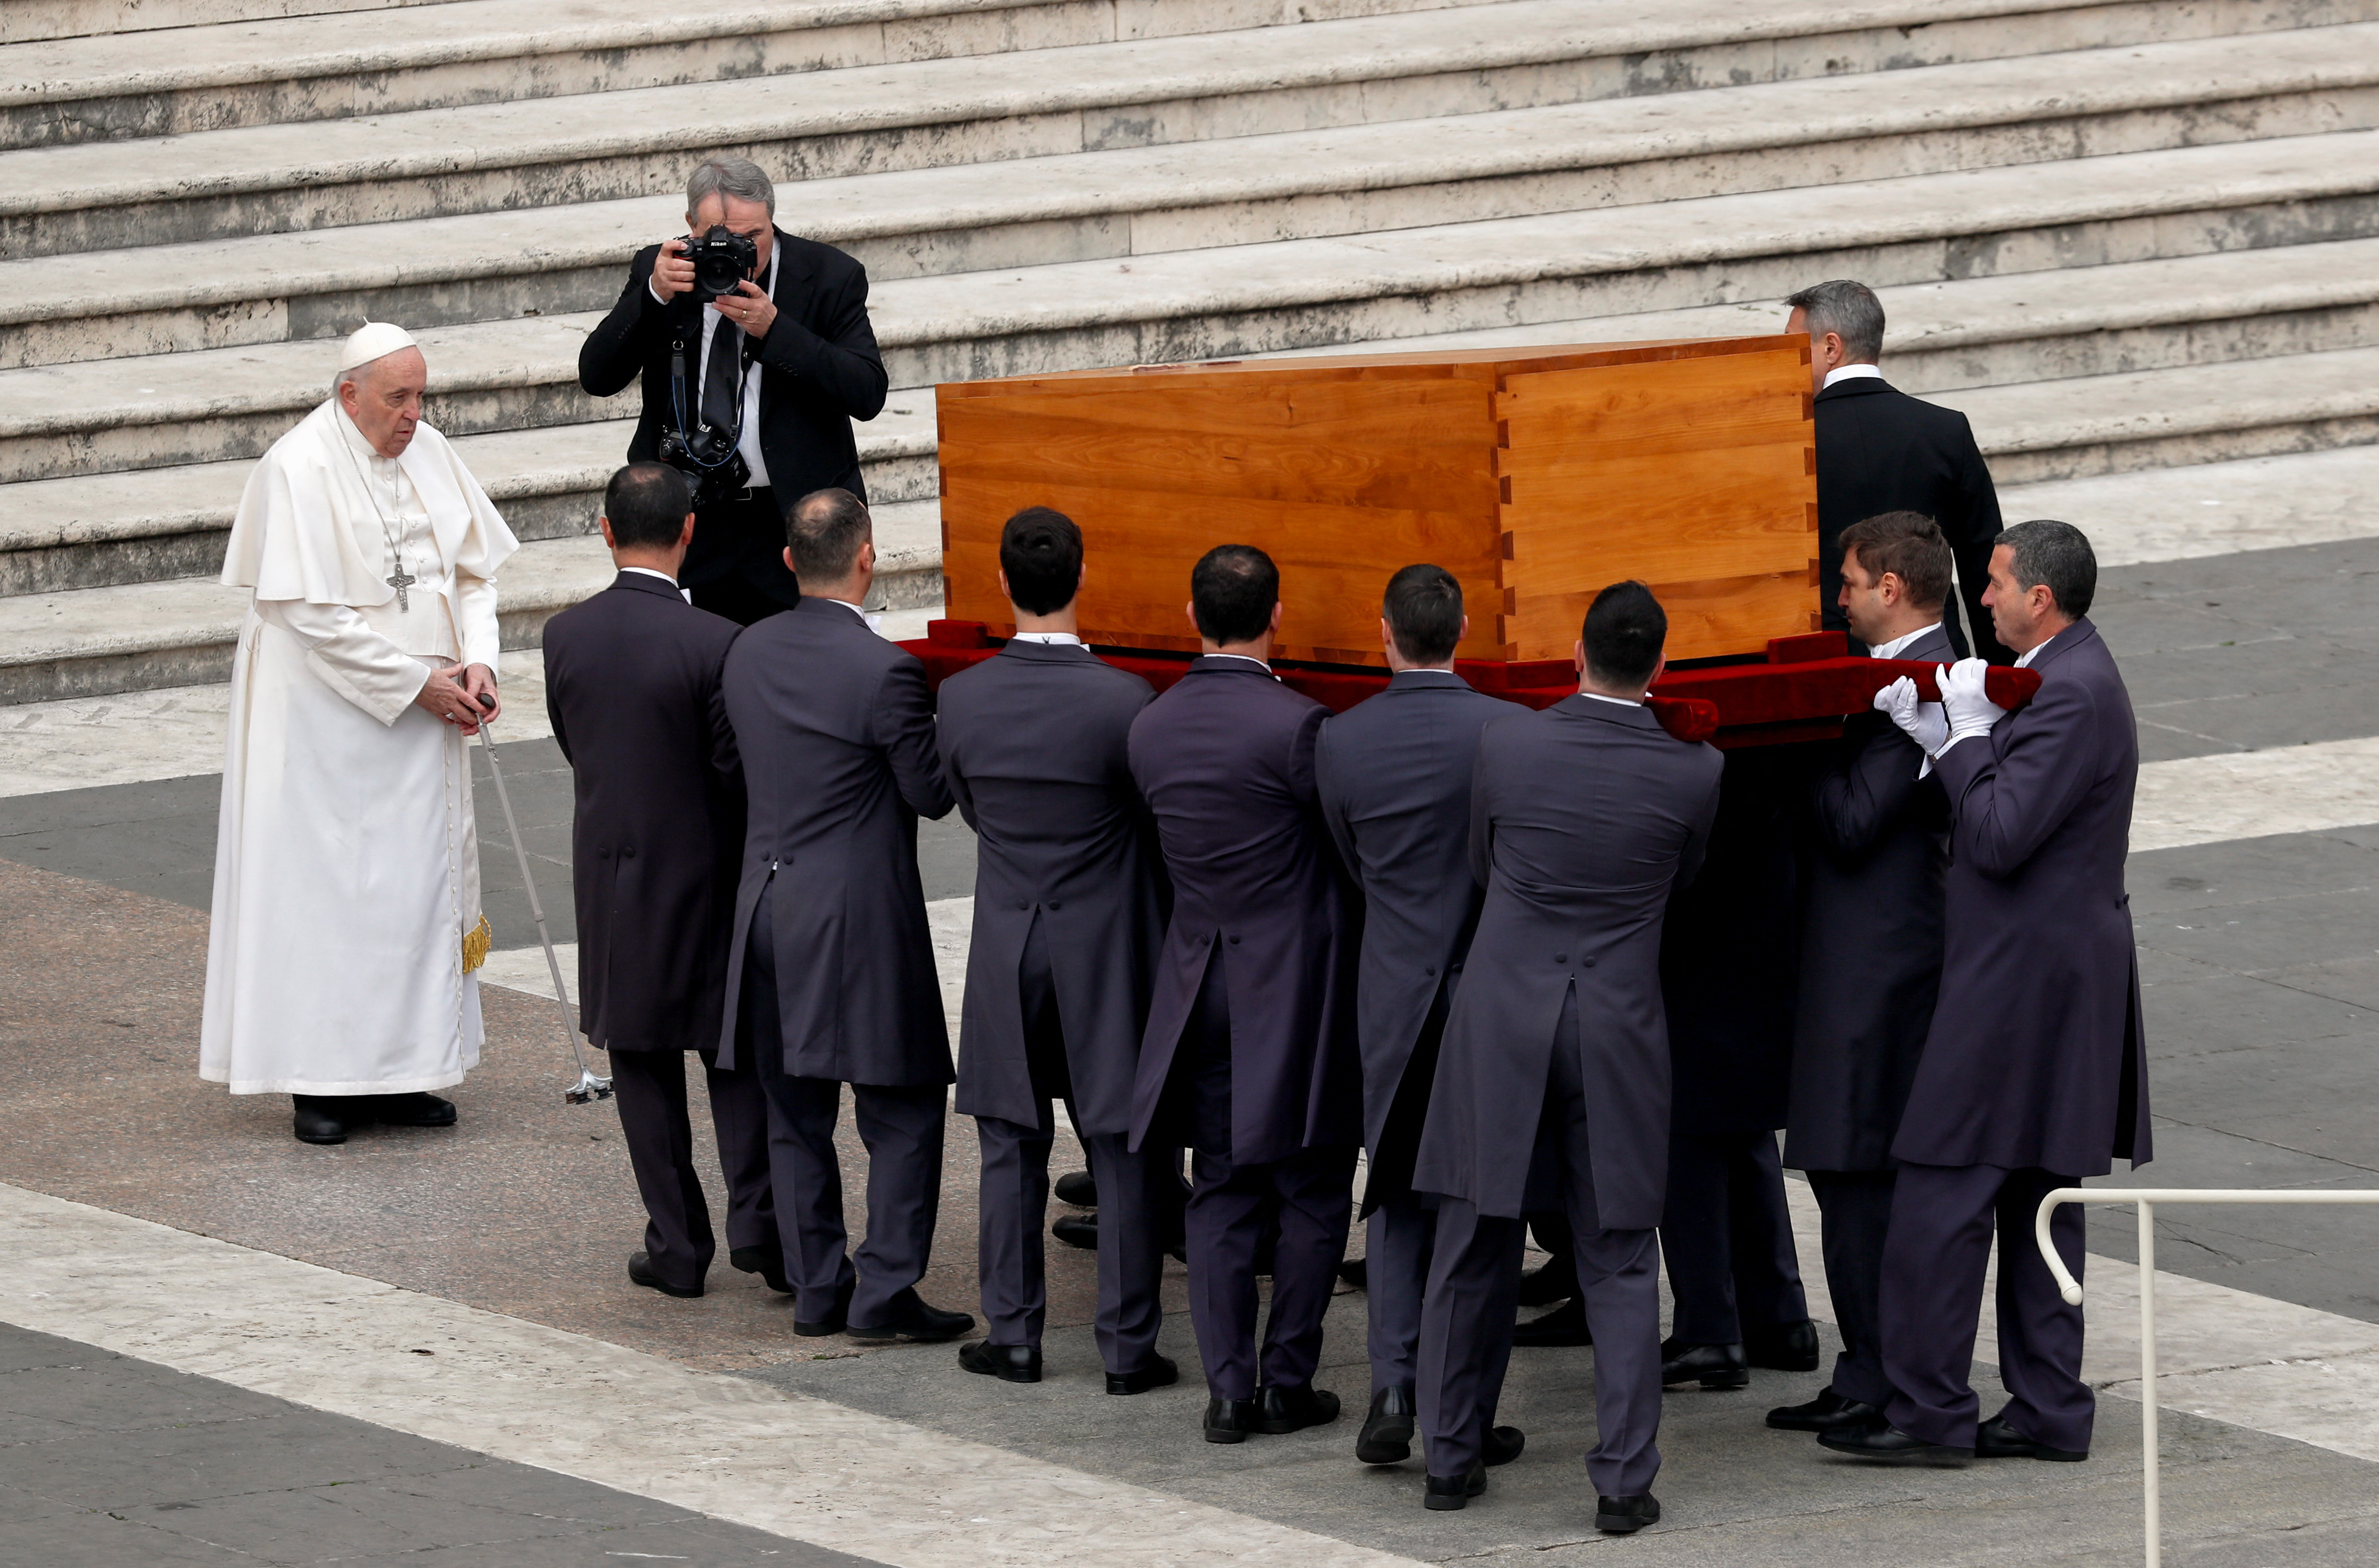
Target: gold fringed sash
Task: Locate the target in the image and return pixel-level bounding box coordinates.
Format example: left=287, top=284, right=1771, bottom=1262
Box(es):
left=461, top=913, right=491, bottom=974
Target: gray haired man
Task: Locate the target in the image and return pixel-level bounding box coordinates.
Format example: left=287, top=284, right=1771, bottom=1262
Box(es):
left=579, top=157, right=889, bottom=626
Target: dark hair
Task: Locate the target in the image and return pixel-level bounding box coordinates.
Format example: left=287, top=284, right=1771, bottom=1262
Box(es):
left=1836, top=510, right=1952, bottom=610
left=1997, top=518, right=2096, bottom=619
left=1783, top=279, right=1885, bottom=362
left=1190, top=544, right=1279, bottom=645
left=999, top=507, right=1083, bottom=616
left=602, top=462, right=691, bottom=551
left=786, top=488, right=871, bottom=583
left=1582, top=580, right=1667, bottom=687
left=1382, top=563, right=1464, bottom=664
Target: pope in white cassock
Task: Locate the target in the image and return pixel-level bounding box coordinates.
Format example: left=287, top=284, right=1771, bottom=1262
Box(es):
left=201, top=322, right=521, bottom=1147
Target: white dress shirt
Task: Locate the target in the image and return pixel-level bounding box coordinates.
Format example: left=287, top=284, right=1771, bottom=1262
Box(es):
left=1867, top=622, right=1945, bottom=661
left=1205, top=651, right=1278, bottom=678
left=2014, top=627, right=2066, bottom=668
left=653, top=244, right=781, bottom=490
left=619, top=564, right=692, bottom=603
left=1011, top=631, right=1083, bottom=646
left=1581, top=690, right=1644, bottom=708
left=1822, top=363, right=1886, bottom=391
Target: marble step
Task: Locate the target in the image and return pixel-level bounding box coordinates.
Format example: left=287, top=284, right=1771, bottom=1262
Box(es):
left=12, top=232, right=2379, bottom=506
left=0, top=0, right=1503, bottom=148
left=13, top=1, right=2379, bottom=259
left=0, top=0, right=432, bottom=46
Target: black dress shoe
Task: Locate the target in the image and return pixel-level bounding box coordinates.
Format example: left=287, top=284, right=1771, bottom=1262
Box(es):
left=958, top=1340, right=1043, bottom=1383
left=368, top=1091, right=458, bottom=1127
left=1355, top=1385, right=1415, bottom=1464
left=1257, top=1383, right=1341, bottom=1434
left=1051, top=1212, right=1098, bottom=1251
left=1483, top=1425, right=1525, bottom=1466
left=1517, top=1255, right=1578, bottom=1308
left=1766, top=1387, right=1879, bottom=1432
left=847, top=1292, right=976, bottom=1343
left=1745, top=1317, right=1821, bottom=1372
left=1336, top=1256, right=1368, bottom=1289
left=628, top=1251, right=702, bottom=1298
left=794, top=1282, right=853, bottom=1337
left=1106, top=1354, right=1179, bottom=1396
left=1659, top=1339, right=1748, bottom=1390
left=291, top=1098, right=349, bottom=1144
left=1054, top=1169, right=1098, bottom=1207
left=1596, top=1494, right=1661, bottom=1534
left=1423, top=1463, right=1485, bottom=1510
left=729, top=1246, right=794, bottom=1295
left=1511, top=1299, right=1592, bottom=1347
left=1205, top=1396, right=1258, bottom=1443
left=1817, top=1410, right=1973, bottom=1466
left=1976, top=1412, right=2088, bottom=1462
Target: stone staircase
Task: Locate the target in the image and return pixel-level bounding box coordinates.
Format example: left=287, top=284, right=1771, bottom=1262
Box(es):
left=4, top=0, right=2377, bottom=703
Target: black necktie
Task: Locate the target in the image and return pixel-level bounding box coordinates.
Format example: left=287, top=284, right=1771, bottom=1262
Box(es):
left=701, top=316, right=744, bottom=438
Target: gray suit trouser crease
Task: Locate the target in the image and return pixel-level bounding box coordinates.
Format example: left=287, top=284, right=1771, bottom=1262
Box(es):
left=608, top=1044, right=775, bottom=1293
left=1419, top=985, right=1663, bottom=1496
left=740, top=893, right=948, bottom=1330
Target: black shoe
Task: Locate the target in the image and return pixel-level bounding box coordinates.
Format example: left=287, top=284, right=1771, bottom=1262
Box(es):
left=1817, top=1411, right=1973, bottom=1466
left=1256, top=1383, right=1341, bottom=1434
left=1054, top=1169, right=1098, bottom=1208
left=1766, top=1387, right=1879, bottom=1432
left=1517, top=1255, right=1578, bottom=1308
left=1745, top=1317, right=1820, bottom=1372
left=1205, top=1396, right=1258, bottom=1443
left=368, top=1092, right=457, bottom=1128
left=627, top=1251, right=702, bottom=1299
left=794, top=1282, right=853, bottom=1337
left=1659, top=1339, right=1748, bottom=1390
left=1423, top=1463, right=1485, bottom=1510
left=1976, top=1412, right=2088, bottom=1462
left=847, top=1291, right=976, bottom=1343
left=1483, top=1425, right=1525, bottom=1466
left=1596, top=1494, right=1661, bottom=1534
left=957, top=1340, right=1042, bottom=1383
left=1355, top=1385, right=1415, bottom=1464
left=1106, top=1354, right=1179, bottom=1396
left=1511, top=1299, right=1592, bottom=1347
left=729, top=1246, right=794, bottom=1295
left=291, top=1097, right=350, bottom=1145
left=1051, top=1212, right=1099, bottom=1251
left=1336, top=1256, right=1368, bottom=1289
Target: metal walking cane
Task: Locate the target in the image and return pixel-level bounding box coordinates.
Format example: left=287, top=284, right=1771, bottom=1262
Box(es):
left=472, top=711, right=611, bottom=1105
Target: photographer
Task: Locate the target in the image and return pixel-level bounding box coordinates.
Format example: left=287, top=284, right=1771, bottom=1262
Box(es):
left=579, top=157, right=889, bottom=625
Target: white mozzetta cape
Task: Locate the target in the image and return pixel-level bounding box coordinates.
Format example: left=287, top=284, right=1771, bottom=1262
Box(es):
left=201, top=403, right=521, bottom=1096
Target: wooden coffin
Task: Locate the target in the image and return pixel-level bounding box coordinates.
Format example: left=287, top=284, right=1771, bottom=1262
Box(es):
left=933, top=335, right=1820, bottom=666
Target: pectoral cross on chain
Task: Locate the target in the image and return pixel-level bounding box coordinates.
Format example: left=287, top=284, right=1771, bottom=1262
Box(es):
left=387, top=559, right=415, bottom=612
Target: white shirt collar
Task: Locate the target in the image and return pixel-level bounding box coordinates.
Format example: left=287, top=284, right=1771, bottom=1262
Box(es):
left=619, top=563, right=692, bottom=603
left=1580, top=690, right=1643, bottom=708
left=2014, top=627, right=2068, bottom=668
left=1822, top=363, right=1886, bottom=390
left=1391, top=666, right=1462, bottom=682
left=1867, top=622, right=1943, bottom=661
left=1205, top=652, right=1277, bottom=677
left=1010, top=631, right=1082, bottom=645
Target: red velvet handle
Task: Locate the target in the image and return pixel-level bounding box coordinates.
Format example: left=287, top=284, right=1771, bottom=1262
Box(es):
left=1868, top=659, right=2043, bottom=710
left=1645, top=694, right=1720, bottom=743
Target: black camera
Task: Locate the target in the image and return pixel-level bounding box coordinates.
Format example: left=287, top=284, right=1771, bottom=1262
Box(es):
left=658, top=420, right=751, bottom=507
left=682, top=225, right=758, bottom=305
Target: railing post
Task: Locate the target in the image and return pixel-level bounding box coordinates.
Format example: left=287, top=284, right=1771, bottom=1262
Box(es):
left=2138, top=1200, right=2159, bottom=1568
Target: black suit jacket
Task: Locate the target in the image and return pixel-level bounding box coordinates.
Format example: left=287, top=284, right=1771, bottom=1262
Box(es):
left=577, top=229, right=889, bottom=589
left=716, top=597, right=955, bottom=1086
left=1783, top=622, right=1954, bottom=1172
left=540, top=571, right=745, bottom=1053
left=1814, top=376, right=2011, bottom=663
left=1314, top=670, right=1505, bottom=1182
left=936, top=639, right=1167, bottom=1136
left=1125, top=657, right=1362, bottom=1166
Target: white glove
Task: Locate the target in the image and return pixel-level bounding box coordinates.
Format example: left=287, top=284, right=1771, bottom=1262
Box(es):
left=1872, top=675, right=1947, bottom=754
left=1938, top=658, right=2003, bottom=744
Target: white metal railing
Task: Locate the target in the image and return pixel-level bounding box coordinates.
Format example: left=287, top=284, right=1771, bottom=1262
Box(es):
left=2035, top=1188, right=2379, bottom=1568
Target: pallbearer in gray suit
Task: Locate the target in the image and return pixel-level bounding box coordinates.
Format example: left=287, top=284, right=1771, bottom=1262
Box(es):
left=1315, top=565, right=1504, bottom=1467
left=1769, top=512, right=1954, bottom=1435
left=937, top=508, right=1179, bottom=1393
left=1411, top=583, right=1724, bottom=1532
left=718, top=488, right=976, bottom=1345
left=1826, top=519, right=2150, bottom=1465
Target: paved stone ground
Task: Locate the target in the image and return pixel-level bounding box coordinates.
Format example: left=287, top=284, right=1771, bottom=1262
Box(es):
left=0, top=1321, right=875, bottom=1566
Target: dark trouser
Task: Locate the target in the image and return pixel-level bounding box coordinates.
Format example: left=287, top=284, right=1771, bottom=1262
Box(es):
left=1661, top=1127, right=1807, bottom=1344
left=1806, top=1166, right=1896, bottom=1405
left=607, top=1046, right=775, bottom=1293
left=684, top=489, right=798, bottom=627
left=1420, top=987, right=1663, bottom=1495
left=740, top=898, right=947, bottom=1329
left=1366, top=1192, right=1434, bottom=1391
left=1186, top=1143, right=1358, bottom=1399
left=1881, top=1162, right=2091, bottom=1452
